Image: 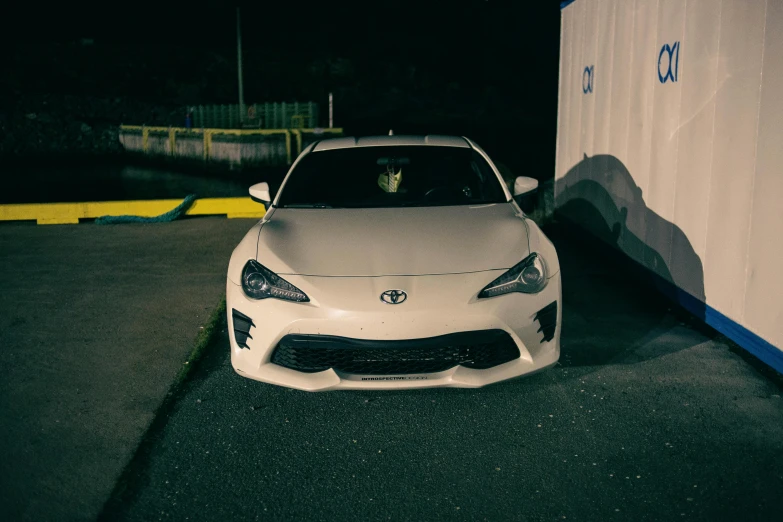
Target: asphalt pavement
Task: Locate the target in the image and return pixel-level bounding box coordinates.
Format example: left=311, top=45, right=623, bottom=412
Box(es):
left=98, top=223, right=783, bottom=522
left=0, top=217, right=258, bottom=522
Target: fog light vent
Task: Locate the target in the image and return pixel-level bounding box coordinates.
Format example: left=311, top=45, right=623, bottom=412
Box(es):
left=232, top=309, right=255, bottom=349
left=534, top=301, right=558, bottom=343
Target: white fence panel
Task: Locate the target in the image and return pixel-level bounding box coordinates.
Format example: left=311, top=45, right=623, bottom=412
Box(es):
left=744, top=0, right=783, bottom=349
left=555, top=0, right=783, bottom=370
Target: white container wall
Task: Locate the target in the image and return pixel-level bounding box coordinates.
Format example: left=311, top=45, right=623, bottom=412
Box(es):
left=555, top=0, right=783, bottom=371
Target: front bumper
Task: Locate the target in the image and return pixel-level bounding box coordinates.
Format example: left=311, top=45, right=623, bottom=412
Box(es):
left=226, top=270, right=561, bottom=391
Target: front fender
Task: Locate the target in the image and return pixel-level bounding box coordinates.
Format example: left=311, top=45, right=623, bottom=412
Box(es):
left=525, top=218, right=560, bottom=278
left=227, top=221, right=265, bottom=284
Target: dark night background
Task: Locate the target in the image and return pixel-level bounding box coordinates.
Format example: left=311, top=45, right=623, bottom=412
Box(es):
left=6, top=6, right=783, bottom=522
left=1, top=2, right=561, bottom=182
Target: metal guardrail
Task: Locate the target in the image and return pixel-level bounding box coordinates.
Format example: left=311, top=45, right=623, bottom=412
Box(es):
left=119, top=125, right=343, bottom=165
left=120, top=125, right=343, bottom=165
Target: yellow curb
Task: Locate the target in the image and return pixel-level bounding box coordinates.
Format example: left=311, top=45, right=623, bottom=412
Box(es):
left=0, top=197, right=266, bottom=225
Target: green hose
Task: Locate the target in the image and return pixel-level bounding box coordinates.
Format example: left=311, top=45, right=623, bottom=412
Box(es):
left=95, top=194, right=197, bottom=224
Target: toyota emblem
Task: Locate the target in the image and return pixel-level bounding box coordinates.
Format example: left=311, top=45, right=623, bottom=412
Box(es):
left=380, top=289, right=407, bottom=305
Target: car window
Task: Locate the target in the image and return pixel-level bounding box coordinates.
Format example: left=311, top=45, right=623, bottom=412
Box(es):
left=276, top=146, right=508, bottom=208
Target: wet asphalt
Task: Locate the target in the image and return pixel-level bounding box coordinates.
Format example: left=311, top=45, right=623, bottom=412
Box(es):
left=0, top=218, right=259, bottom=522
left=100, top=223, right=783, bottom=522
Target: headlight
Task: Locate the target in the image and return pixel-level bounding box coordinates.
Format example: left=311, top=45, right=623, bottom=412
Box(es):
left=478, top=253, right=548, bottom=298
left=241, top=260, right=309, bottom=302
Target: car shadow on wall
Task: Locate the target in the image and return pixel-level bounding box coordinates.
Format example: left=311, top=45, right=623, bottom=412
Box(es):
left=547, top=154, right=706, bottom=367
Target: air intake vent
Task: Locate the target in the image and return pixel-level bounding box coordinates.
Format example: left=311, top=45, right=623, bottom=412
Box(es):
left=534, top=301, right=558, bottom=342
left=271, top=330, right=520, bottom=375
left=232, top=309, right=255, bottom=349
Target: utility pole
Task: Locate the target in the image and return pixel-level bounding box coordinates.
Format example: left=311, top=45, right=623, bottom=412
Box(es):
left=237, top=7, right=245, bottom=125
left=329, top=92, right=333, bottom=128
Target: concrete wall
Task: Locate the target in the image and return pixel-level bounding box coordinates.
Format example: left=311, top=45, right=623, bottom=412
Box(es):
left=555, top=0, right=783, bottom=370
left=175, top=134, right=204, bottom=158
left=119, top=126, right=344, bottom=168
left=146, top=131, right=170, bottom=156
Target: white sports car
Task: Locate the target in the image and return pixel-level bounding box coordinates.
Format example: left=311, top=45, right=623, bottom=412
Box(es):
left=226, top=135, right=561, bottom=391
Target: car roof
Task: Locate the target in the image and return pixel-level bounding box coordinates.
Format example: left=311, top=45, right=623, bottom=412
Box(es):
left=311, top=135, right=471, bottom=151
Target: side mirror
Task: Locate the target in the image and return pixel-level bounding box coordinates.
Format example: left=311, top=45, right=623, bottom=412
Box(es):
left=513, top=176, right=539, bottom=196
left=249, top=182, right=271, bottom=208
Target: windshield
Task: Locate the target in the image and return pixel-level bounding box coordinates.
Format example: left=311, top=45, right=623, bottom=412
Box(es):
left=276, top=146, right=508, bottom=208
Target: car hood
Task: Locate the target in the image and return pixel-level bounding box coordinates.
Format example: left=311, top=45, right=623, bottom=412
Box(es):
left=256, top=204, right=530, bottom=277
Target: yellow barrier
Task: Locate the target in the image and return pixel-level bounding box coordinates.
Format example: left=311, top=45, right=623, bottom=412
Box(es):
left=0, top=197, right=266, bottom=225
left=120, top=125, right=343, bottom=136
left=120, top=125, right=343, bottom=166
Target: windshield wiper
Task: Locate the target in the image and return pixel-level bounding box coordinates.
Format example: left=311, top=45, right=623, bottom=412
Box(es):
left=399, top=201, right=471, bottom=207
left=282, top=204, right=334, bottom=208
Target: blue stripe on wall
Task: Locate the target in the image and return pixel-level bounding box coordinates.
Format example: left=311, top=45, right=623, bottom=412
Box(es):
left=556, top=215, right=783, bottom=375
left=561, top=0, right=578, bottom=9
left=656, top=276, right=783, bottom=375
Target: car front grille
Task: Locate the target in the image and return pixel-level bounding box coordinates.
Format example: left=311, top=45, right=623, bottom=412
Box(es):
left=270, top=330, right=520, bottom=375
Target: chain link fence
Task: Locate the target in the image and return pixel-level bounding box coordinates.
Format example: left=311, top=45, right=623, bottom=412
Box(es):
left=190, top=102, right=319, bottom=129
